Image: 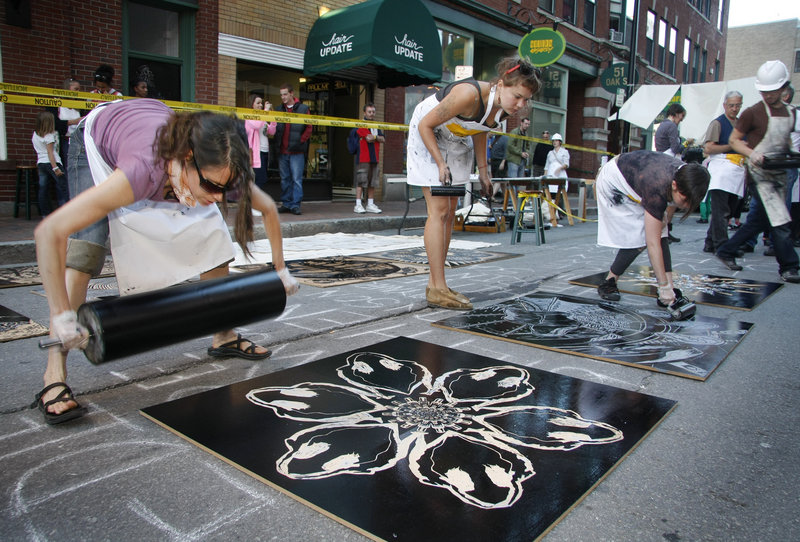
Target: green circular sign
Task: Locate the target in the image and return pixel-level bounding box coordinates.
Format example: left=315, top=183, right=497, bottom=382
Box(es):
left=600, top=63, right=629, bottom=93
left=518, top=28, right=566, bottom=67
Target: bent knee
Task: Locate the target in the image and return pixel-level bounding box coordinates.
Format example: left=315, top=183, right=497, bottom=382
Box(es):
left=65, top=238, right=108, bottom=277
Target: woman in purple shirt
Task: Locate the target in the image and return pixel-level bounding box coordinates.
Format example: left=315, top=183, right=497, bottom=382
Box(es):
left=32, top=98, right=298, bottom=425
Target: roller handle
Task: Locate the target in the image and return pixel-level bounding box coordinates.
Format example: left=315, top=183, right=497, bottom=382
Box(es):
left=38, top=335, right=94, bottom=349
left=38, top=337, right=64, bottom=349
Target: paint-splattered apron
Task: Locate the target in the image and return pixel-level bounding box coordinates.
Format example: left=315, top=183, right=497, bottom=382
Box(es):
left=82, top=102, right=234, bottom=295
left=748, top=102, right=793, bottom=227
left=596, top=156, right=668, bottom=249
left=407, top=86, right=498, bottom=186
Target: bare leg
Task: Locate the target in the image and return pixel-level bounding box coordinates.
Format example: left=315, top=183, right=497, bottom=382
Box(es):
left=355, top=186, right=363, bottom=205
left=204, top=264, right=269, bottom=355
left=41, top=268, right=91, bottom=414
left=423, top=189, right=458, bottom=290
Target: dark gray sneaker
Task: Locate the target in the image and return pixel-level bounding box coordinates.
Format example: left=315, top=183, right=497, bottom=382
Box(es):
left=715, top=254, right=743, bottom=271
left=598, top=277, right=621, bottom=301
left=780, top=269, right=800, bottom=283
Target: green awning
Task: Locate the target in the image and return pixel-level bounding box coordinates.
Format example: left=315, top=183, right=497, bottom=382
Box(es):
left=303, top=0, right=442, bottom=88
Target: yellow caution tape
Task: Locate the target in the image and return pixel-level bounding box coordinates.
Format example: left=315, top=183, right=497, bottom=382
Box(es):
left=0, top=82, right=407, bottom=132
left=0, top=81, right=611, bottom=155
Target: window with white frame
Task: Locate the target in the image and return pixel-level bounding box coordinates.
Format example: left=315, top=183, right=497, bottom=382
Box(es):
left=668, top=27, right=677, bottom=76
left=657, top=19, right=667, bottom=71
left=683, top=37, right=691, bottom=81
left=645, top=11, right=656, bottom=64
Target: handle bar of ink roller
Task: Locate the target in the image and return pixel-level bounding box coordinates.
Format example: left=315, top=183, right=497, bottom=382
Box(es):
left=38, top=268, right=287, bottom=364
left=430, top=168, right=489, bottom=199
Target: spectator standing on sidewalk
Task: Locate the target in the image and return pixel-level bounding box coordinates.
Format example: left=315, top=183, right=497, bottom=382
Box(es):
left=701, top=91, right=746, bottom=254
left=32, top=111, right=69, bottom=215
left=505, top=117, right=530, bottom=177
left=715, top=60, right=800, bottom=283
left=245, top=93, right=277, bottom=193
left=353, top=102, right=384, bottom=214
left=91, top=64, right=123, bottom=97
left=274, top=84, right=312, bottom=215
left=531, top=129, right=552, bottom=177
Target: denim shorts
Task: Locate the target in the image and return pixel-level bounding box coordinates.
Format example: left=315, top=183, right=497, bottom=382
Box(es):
left=65, top=123, right=110, bottom=277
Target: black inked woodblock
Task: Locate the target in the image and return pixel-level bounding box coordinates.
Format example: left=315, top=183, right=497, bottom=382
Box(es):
left=142, top=337, right=675, bottom=541
left=434, top=292, right=752, bottom=381
left=570, top=265, right=782, bottom=310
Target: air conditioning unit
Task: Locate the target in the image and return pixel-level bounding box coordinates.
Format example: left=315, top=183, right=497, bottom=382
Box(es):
left=609, top=30, right=624, bottom=43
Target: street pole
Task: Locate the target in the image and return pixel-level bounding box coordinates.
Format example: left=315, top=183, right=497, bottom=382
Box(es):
left=621, top=0, right=640, bottom=153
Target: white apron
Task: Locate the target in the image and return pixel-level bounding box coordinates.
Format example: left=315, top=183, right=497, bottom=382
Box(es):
left=706, top=153, right=746, bottom=196
left=748, top=102, right=793, bottom=227
left=596, top=157, right=668, bottom=249
left=82, top=102, right=234, bottom=295
left=407, top=86, right=499, bottom=186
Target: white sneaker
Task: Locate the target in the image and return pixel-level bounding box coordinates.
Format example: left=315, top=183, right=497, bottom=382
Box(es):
left=365, top=203, right=382, bottom=214
left=354, top=203, right=366, bottom=214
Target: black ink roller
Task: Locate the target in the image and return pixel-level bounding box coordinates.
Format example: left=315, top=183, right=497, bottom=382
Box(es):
left=430, top=167, right=466, bottom=197
left=39, top=268, right=286, bottom=364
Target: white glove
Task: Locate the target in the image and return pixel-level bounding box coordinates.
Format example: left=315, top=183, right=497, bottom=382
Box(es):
left=51, top=310, right=90, bottom=350
left=277, top=267, right=300, bottom=296
left=657, top=284, right=676, bottom=306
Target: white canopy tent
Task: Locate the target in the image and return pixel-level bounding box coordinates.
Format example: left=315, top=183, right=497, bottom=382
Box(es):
left=610, top=77, right=761, bottom=143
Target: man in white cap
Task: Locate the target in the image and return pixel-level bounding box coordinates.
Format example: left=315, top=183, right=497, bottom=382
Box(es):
left=701, top=91, right=746, bottom=255
left=715, top=60, right=800, bottom=283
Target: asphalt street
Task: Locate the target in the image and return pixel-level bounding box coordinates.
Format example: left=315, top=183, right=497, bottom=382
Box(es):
left=1, top=217, right=798, bottom=541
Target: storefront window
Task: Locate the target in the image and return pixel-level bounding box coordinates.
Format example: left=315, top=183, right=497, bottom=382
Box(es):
left=438, top=25, right=474, bottom=83
left=531, top=65, right=568, bottom=138
left=236, top=60, right=369, bottom=198
left=125, top=1, right=191, bottom=101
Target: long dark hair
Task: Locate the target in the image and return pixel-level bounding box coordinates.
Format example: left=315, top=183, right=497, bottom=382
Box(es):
left=156, top=111, right=255, bottom=256
left=674, top=163, right=710, bottom=219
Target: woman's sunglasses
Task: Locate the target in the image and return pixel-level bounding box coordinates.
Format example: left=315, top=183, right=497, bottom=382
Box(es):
left=190, top=153, right=238, bottom=194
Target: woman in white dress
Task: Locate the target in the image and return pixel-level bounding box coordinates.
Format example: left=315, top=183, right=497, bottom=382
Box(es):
left=406, top=56, right=542, bottom=309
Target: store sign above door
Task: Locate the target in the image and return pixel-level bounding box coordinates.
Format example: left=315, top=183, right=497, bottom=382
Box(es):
left=518, top=28, right=566, bottom=67
left=319, top=33, right=355, bottom=57
left=316, top=32, right=424, bottom=63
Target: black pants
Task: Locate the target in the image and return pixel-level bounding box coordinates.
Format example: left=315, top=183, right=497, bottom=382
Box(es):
left=704, top=189, right=740, bottom=251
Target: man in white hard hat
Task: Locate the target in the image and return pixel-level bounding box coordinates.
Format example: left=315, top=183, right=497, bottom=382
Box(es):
left=715, top=60, right=800, bottom=283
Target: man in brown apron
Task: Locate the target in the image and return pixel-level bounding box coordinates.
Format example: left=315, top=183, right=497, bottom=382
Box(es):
left=716, top=60, right=800, bottom=283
